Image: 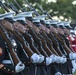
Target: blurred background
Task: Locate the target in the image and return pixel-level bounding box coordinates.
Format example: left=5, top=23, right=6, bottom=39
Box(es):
left=0, top=0, right=76, bottom=30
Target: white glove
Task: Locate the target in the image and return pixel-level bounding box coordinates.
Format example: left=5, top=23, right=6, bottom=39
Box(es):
left=31, top=53, right=40, bottom=63
left=55, top=56, right=61, bottom=63
left=55, top=56, right=67, bottom=64
left=15, top=61, right=25, bottom=73
left=59, top=57, right=67, bottom=64
left=38, top=55, right=44, bottom=63
left=50, top=54, right=57, bottom=63
left=74, top=53, right=76, bottom=60
left=69, top=52, right=76, bottom=60
left=72, top=60, right=76, bottom=73
left=61, top=57, right=67, bottom=64
left=72, top=68, right=76, bottom=74
left=46, top=57, right=52, bottom=66
left=55, top=72, right=62, bottom=75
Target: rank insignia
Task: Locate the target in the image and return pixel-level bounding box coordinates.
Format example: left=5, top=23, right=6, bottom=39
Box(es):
left=0, top=47, right=2, bottom=55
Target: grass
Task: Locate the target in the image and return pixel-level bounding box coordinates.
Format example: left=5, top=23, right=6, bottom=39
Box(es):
left=73, top=71, right=76, bottom=75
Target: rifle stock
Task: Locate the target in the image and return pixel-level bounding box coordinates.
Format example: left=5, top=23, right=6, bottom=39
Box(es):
left=53, top=33, right=72, bottom=54
left=29, top=28, right=48, bottom=57
left=22, top=32, right=41, bottom=54
left=11, top=30, right=34, bottom=57
left=41, top=32, right=59, bottom=56
left=36, top=33, right=53, bottom=56
left=47, top=32, right=63, bottom=56
left=60, top=34, right=75, bottom=52
left=0, top=24, right=20, bottom=65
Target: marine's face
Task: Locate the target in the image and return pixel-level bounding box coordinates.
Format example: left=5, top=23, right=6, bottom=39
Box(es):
left=39, top=25, right=45, bottom=31
left=50, top=26, right=58, bottom=33
left=57, top=27, right=64, bottom=35
left=44, top=27, right=50, bottom=34
left=26, top=20, right=33, bottom=28
left=33, top=25, right=40, bottom=34
left=63, top=28, right=70, bottom=35
left=13, top=22, right=27, bottom=33
left=1, top=20, right=14, bottom=31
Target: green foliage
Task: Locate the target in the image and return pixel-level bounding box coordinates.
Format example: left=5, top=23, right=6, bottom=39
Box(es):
left=0, top=0, right=76, bottom=20
left=7, top=0, right=24, bottom=10
left=73, top=71, right=76, bottom=75
left=47, top=0, right=76, bottom=20
left=29, top=0, right=76, bottom=20
left=0, top=8, right=5, bottom=13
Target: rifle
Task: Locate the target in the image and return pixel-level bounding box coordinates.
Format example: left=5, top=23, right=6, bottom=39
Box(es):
left=13, top=0, right=26, bottom=12
left=11, top=29, right=34, bottom=57
left=0, top=0, right=41, bottom=60
left=47, top=32, right=64, bottom=56
left=13, top=20, right=41, bottom=55
left=0, top=0, right=30, bottom=57
left=0, top=24, right=20, bottom=65
left=0, top=23, right=25, bottom=72
left=24, top=0, right=40, bottom=16
left=40, top=31, right=59, bottom=56
left=5, top=0, right=63, bottom=56
left=36, top=3, right=73, bottom=55
left=36, top=3, right=53, bottom=20
left=24, top=0, right=66, bottom=56
left=5, top=0, right=51, bottom=57
left=36, top=32, right=53, bottom=56
left=22, top=31, right=41, bottom=54
left=59, top=33, right=75, bottom=52
left=28, top=28, right=48, bottom=57
left=22, top=0, right=60, bottom=56
left=0, top=0, right=9, bottom=12
left=53, top=32, right=72, bottom=54
left=0, top=0, right=19, bottom=14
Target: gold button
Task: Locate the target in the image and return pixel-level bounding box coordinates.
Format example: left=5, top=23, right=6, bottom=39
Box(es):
left=4, top=67, right=6, bottom=69
left=8, top=69, right=10, bottom=71
left=12, top=71, right=14, bottom=72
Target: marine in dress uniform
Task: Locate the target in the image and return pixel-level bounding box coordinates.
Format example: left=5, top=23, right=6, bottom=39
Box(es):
left=0, top=12, right=25, bottom=75
left=3, top=13, right=40, bottom=75
left=0, top=13, right=16, bottom=75
left=56, top=21, right=73, bottom=74
left=13, top=13, right=48, bottom=75
left=13, top=14, right=46, bottom=75
left=31, top=16, right=67, bottom=75
left=63, top=22, right=76, bottom=73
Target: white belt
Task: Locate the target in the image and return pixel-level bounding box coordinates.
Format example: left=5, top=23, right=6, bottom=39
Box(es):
left=2, top=60, right=12, bottom=64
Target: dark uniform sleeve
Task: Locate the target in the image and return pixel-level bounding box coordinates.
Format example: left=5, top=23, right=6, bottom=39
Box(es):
left=0, top=35, right=5, bottom=62
left=10, top=34, right=30, bottom=64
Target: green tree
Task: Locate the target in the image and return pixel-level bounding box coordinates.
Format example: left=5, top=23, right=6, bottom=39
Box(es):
left=46, top=0, right=76, bottom=20
left=0, top=0, right=76, bottom=21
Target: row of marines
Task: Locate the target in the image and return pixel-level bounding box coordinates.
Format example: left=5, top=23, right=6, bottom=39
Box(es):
left=0, top=10, right=76, bottom=75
